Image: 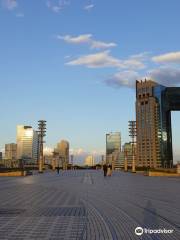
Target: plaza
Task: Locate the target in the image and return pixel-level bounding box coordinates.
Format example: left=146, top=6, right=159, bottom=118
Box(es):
left=0, top=170, right=179, bottom=240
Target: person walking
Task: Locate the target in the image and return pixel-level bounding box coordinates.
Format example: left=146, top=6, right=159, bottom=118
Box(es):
left=107, top=164, right=112, bottom=176
left=103, top=164, right=107, bottom=177
left=57, top=166, right=60, bottom=174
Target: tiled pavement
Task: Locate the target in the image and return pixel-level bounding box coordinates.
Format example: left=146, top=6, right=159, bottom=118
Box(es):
left=0, top=170, right=180, bottom=240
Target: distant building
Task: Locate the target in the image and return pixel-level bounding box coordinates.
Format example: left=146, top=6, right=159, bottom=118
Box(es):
left=119, top=142, right=135, bottom=168
left=106, top=132, right=121, bottom=166
left=5, top=143, right=17, bottom=160
left=84, top=155, right=94, bottom=167
left=4, top=144, right=17, bottom=168
left=0, top=152, right=2, bottom=161
left=55, top=140, right=69, bottom=169
left=43, top=147, right=53, bottom=165
left=17, top=125, right=39, bottom=163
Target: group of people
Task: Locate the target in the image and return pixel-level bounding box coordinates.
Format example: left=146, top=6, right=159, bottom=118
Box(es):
left=103, top=164, right=112, bottom=177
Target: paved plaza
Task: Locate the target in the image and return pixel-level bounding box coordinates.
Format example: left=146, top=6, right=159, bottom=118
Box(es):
left=0, top=170, right=180, bottom=240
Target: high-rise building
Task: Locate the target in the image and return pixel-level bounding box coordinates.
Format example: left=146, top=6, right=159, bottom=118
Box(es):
left=56, top=140, right=69, bottom=168
left=119, top=142, right=135, bottom=168
left=136, top=80, right=180, bottom=168
left=5, top=143, right=17, bottom=160
left=17, top=125, right=39, bottom=163
left=106, top=132, right=121, bottom=165
left=84, top=155, right=94, bottom=167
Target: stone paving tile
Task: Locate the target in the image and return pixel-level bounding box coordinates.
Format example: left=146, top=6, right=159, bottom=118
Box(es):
left=0, top=170, right=180, bottom=239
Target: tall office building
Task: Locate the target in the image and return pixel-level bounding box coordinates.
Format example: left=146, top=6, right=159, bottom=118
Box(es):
left=56, top=140, right=69, bottom=167
left=106, top=132, right=121, bottom=165
left=136, top=80, right=180, bottom=168
left=17, top=125, right=39, bottom=163
left=5, top=143, right=17, bottom=160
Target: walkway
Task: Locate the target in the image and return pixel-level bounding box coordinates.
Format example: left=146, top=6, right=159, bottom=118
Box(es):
left=0, top=170, right=179, bottom=239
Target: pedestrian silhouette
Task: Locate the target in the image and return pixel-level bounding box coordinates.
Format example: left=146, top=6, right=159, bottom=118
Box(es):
left=57, top=166, right=60, bottom=174
left=103, top=164, right=107, bottom=177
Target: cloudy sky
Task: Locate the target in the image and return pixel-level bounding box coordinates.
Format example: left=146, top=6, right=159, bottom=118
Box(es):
left=0, top=0, right=180, bottom=163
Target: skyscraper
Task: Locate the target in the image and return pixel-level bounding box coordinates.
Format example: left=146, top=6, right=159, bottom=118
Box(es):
left=106, top=132, right=121, bottom=166
left=56, top=140, right=69, bottom=168
left=136, top=80, right=180, bottom=168
left=16, top=125, right=39, bottom=163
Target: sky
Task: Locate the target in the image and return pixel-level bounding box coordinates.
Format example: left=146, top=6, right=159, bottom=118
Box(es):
left=0, top=0, right=180, bottom=163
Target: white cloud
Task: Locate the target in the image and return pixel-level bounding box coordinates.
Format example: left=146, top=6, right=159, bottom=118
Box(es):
left=59, top=34, right=147, bottom=69
left=105, top=67, right=180, bottom=89
left=105, top=70, right=140, bottom=88
left=57, top=34, right=92, bottom=44
left=66, top=51, right=147, bottom=70
left=66, top=51, right=123, bottom=68
left=104, top=52, right=180, bottom=89
left=149, top=67, right=180, bottom=86
left=152, top=51, right=180, bottom=64
left=90, top=40, right=117, bottom=49
left=70, top=148, right=84, bottom=156
left=84, top=4, right=94, bottom=11
left=58, top=34, right=117, bottom=49
left=123, top=58, right=145, bottom=70
left=1, top=0, right=17, bottom=10
left=16, top=12, right=24, bottom=17
left=70, top=148, right=105, bottom=164
left=46, top=0, right=70, bottom=13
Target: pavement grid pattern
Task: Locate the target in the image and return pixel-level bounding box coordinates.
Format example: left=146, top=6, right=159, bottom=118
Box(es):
left=0, top=170, right=179, bottom=240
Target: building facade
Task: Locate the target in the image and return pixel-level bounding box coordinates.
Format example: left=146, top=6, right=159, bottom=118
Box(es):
left=55, top=140, right=69, bottom=168
left=17, top=125, right=39, bottom=163
left=106, top=132, right=121, bottom=166
left=5, top=143, right=17, bottom=160
left=119, top=142, right=135, bottom=168
left=136, top=80, right=180, bottom=168
left=4, top=144, right=18, bottom=167
left=84, top=155, right=95, bottom=167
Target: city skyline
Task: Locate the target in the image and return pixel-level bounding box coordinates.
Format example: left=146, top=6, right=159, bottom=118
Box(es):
left=1, top=0, right=180, bottom=162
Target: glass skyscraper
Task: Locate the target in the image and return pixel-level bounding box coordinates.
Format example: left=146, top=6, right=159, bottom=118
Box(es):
left=106, top=132, right=121, bottom=165
left=17, top=125, right=39, bottom=163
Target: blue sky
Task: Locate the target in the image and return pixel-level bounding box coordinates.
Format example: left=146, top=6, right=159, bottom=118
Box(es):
left=1, top=0, right=180, bottom=162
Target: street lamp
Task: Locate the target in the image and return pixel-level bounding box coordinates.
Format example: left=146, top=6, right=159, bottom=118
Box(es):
left=124, top=150, right=128, bottom=172
left=70, top=154, right=74, bottom=170
left=128, top=121, right=137, bottom=173
left=38, top=120, right=46, bottom=173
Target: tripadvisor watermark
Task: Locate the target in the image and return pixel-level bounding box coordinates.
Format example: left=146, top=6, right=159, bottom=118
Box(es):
left=135, top=226, right=174, bottom=236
